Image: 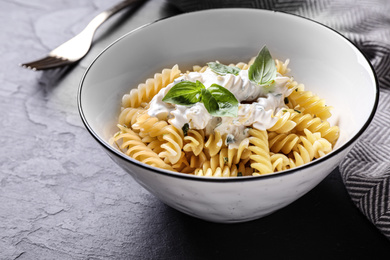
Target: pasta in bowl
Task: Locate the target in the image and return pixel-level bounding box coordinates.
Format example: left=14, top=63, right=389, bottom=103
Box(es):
left=78, top=9, right=378, bottom=222
left=111, top=46, right=340, bottom=177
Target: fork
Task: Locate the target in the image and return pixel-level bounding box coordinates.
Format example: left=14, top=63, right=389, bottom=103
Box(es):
left=20, top=0, right=144, bottom=71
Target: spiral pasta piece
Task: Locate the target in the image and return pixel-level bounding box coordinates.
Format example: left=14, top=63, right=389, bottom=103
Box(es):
left=171, top=152, right=190, bottom=170
left=194, top=159, right=216, bottom=177
left=313, top=139, right=332, bottom=158
left=195, top=152, right=251, bottom=177
left=183, top=129, right=204, bottom=156
left=290, top=134, right=315, bottom=167
left=268, top=132, right=300, bottom=154
left=118, top=107, right=146, bottom=127
left=306, top=129, right=333, bottom=158
left=147, top=139, right=165, bottom=154
left=213, top=138, right=251, bottom=169
left=112, top=125, right=174, bottom=171
left=122, top=65, right=181, bottom=108
left=204, top=131, right=224, bottom=157
left=238, top=162, right=254, bottom=176
left=232, top=139, right=251, bottom=165
left=268, top=110, right=296, bottom=134
left=140, top=134, right=156, bottom=145
left=195, top=163, right=241, bottom=177
left=248, top=129, right=273, bottom=175
left=188, top=151, right=208, bottom=169
left=289, top=129, right=332, bottom=168
left=275, top=59, right=290, bottom=75
left=132, top=113, right=184, bottom=164
left=270, top=153, right=291, bottom=172
left=192, top=65, right=208, bottom=73
left=287, top=83, right=332, bottom=120
left=288, top=109, right=340, bottom=145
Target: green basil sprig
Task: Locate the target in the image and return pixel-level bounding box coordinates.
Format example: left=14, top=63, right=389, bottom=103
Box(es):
left=207, top=62, right=241, bottom=76
left=207, top=46, right=277, bottom=86
left=248, top=46, right=276, bottom=86
left=162, top=80, right=238, bottom=117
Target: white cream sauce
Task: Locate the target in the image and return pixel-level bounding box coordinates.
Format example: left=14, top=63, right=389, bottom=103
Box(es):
left=147, top=67, right=292, bottom=148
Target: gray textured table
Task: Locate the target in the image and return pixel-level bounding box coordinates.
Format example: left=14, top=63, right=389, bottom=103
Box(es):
left=1, top=0, right=389, bottom=259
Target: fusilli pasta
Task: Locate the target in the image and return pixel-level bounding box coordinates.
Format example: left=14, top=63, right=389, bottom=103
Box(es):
left=287, top=83, right=332, bottom=120
left=122, top=65, right=181, bottom=108
left=132, top=113, right=184, bottom=164
left=112, top=125, right=174, bottom=171
left=248, top=129, right=273, bottom=175
left=112, top=56, right=339, bottom=177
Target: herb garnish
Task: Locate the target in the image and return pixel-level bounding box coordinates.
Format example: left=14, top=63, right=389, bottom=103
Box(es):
left=226, top=134, right=235, bottom=145
left=223, top=157, right=228, bottom=164
left=162, top=46, right=277, bottom=117
left=248, top=46, right=276, bottom=86
left=162, top=80, right=203, bottom=106
left=182, top=123, right=189, bottom=136
left=162, top=80, right=238, bottom=117
left=207, top=62, right=241, bottom=76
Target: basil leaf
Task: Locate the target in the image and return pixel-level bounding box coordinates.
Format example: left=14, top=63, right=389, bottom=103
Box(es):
left=162, top=80, right=238, bottom=118
left=208, top=62, right=241, bottom=76
left=206, top=84, right=238, bottom=117
left=200, top=88, right=219, bottom=116
left=162, top=80, right=204, bottom=106
left=248, top=46, right=276, bottom=86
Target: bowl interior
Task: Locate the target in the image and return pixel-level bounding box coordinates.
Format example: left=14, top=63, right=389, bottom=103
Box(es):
left=79, top=9, right=377, bottom=173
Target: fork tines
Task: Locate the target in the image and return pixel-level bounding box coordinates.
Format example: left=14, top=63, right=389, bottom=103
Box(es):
left=20, top=56, right=74, bottom=71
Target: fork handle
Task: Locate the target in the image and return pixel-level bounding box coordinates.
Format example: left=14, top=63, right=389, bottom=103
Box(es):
left=106, top=0, right=144, bottom=16
left=49, top=0, right=144, bottom=59
left=86, top=0, right=144, bottom=32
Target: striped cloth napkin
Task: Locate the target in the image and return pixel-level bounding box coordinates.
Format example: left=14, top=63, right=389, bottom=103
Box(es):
left=168, top=0, right=390, bottom=239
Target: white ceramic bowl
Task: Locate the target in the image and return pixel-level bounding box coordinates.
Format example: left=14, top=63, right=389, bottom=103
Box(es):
left=78, top=9, right=378, bottom=223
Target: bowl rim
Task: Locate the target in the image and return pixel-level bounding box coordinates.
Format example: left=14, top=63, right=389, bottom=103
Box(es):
left=78, top=8, right=379, bottom=183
